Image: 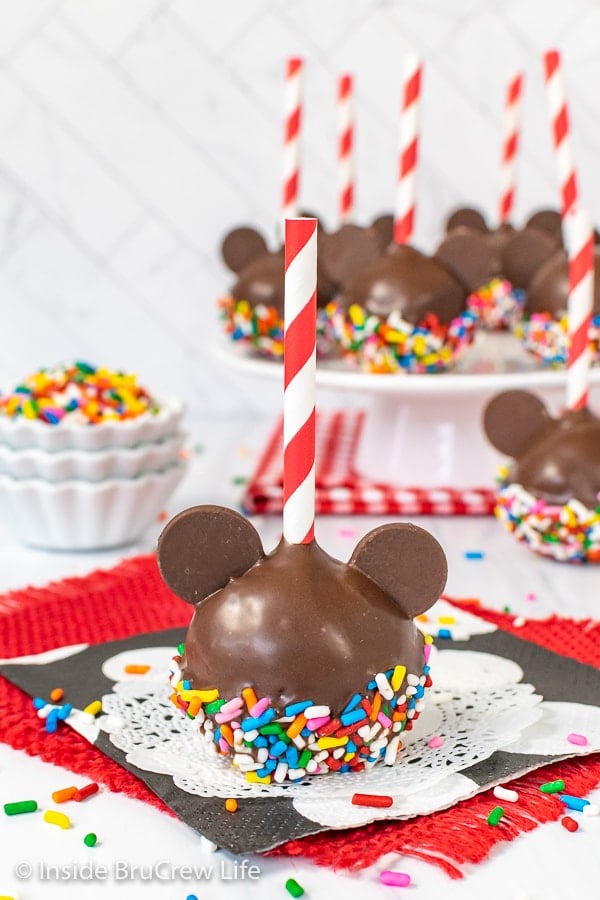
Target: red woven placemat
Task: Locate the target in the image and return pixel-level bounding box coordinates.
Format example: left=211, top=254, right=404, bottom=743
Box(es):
left=242, top=410, right=496, bottom=516
left=1, top=556, right=599, bottom=878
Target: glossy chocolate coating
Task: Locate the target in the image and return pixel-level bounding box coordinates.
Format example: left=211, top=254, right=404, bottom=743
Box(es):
left=484, top=390, right=600, bottom=508
left=339, top=243, right=468, bottom=324
left=158, top=509, right=447, bottom=715
left=500, top=228, right=560, bottom=290
left=526, top=247, right=600, bottom=316
left=180, top=539, right=427, bottom=711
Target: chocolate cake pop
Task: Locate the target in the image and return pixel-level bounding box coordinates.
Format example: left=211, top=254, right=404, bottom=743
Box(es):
left=483, top=389, right=600, bottom=562
left=320, top=238, right=476, bottom=373
left=513, top=247, right=600, bottom=365
left=158, top=506, right=447, bottom=781
left=435, top=207, right=561, bottom=329
left=220, top=216, right=394, bottom=360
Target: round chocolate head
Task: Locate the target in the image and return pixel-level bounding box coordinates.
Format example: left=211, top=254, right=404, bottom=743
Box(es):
left=445, top=207, right=488, bottom=233
left=338, top=243, right=468, bottom=324
left=437, top=210, right=517, bottom=291
left=158, top=507, right=447, bottom=711
left=221, top=226, right=336, bottom=313
left=484, top=390, right=600, bottom=508
left=526, top=247, right=600, bottom=317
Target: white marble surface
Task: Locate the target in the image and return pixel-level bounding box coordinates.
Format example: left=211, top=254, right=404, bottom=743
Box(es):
left=2, top=1, right=600, bottom=419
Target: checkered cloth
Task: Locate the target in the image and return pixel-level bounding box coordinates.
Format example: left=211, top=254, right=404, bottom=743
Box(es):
left=242, top=410, right=496, bottom=516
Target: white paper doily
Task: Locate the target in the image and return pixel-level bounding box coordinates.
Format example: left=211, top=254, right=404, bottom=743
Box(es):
left=96, top=643, right=600, bottom=827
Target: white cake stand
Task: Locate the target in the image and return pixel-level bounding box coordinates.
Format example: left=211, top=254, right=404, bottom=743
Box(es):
left=216, top=332, right=600, bottom=490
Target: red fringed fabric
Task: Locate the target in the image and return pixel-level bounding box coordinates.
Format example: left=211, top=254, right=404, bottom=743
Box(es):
left=0, top=556, right=598, bottom=877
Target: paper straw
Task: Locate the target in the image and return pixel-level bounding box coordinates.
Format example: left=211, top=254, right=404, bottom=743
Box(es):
left=565, top=207, right=594, bottom=411
left=498, top=71, right=523, bottom=224
left=282, top=57, right=304, bottom=222
left=337, top=73, right=355, bottom=224
left=394, top=53, right=422, bottom=245
left=283, top=217, right=317, bottom=544
left=543, top=49, right=579, bottom=218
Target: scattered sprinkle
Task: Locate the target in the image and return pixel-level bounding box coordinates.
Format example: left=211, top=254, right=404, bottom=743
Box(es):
left=567, top=732, right=588, bottom=747
left=232, top=476, right=248, bottom=486
left=285, top=877, right=305, bottom=898
left=559, top=794, right=590, bottom=812
left=83, top=700, right=102, bottom=716
left=561, top=815, right=579, bottom=832
left=73, top=783, right=99, bottom=802
left=380, top=870, right=411, bottom=887
left=540, top=779, right=565, bottom=794
left=4, top=800, right=38, bottom=816
left=352, top=793, right=393, bottom=809
left=83, top=832, right=97, bottom=847
left=49, top=688, right=64, bottom=702
left=225, top=798, right=238, bottom=813
left=157, top=510, right=169, bottom=522
left=487, top=806, right=504, bottom=826
left=338, top=527, right=356, bottom=539
left=52, top=787, right=77, bottom=804
left=124, top=664, right=150, bottom=675
left=502, top=605, right=511, bottom=614
left=525, top=591, right=536, bottom=602
left=427, top=736, right=444, bottom=749
left=493, top=786, right=519, bottom=803
left=513, top=616, right=526, bottom=628
left=464, top=551, right=485, bottom=560
left=43, top=810, right=71, bottom=829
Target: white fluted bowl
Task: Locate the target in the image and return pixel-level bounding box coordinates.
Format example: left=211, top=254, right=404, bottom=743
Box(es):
left=0, top=462, right=187, bottom=551
left=0, top=431, right=187, bottom=482
left=0, top=395, right=184, bottom=451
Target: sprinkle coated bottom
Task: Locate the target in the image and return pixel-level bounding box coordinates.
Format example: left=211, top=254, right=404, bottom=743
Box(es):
left=169, top=640, right=433, bottom=784
left=466, top=279, right=524, bottom=330
left=495, top=480, right=600, bottom=563
left=322, top=302, right=477, bottom=374
left=219, top=296, right=335, bottom=360
left=513, top=312, right=600, bottom=367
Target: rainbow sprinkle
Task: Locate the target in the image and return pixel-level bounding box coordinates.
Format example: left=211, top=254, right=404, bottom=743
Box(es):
left=513, top=312, right=600, bottom=367
left=466, top=278, right=524, bottom=330
left=168, top=644, right=433, bottom=783
left=494, top=479, right=600, bottom=563
left=0, top=362, right=158, bottom=425
left=219, top=296, right=335, bottom=360
left=322, top=302, right=477, bottom=374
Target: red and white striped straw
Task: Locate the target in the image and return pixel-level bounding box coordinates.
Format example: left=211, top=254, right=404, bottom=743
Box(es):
left=282, top=57, right=304, bottom=222
left=283, top=217, right=317, bottom=544
left=337, top=73, right=355, bottom=224
left=394, top=53, right=422, bottom=245
left=565, top=207, right=594, bottom=411
left=498, top=71, right=523, bottom=224
left=543, top=49, right=579, bottom=218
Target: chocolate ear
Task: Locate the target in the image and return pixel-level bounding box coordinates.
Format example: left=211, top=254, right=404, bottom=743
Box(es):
left=221, top=227, right=269, bottom=273
left=483, top=390, right=551, bottom=458
left=319, top=224, right=382, bottom=285
left=349, top=523, right=447, bottom=618
left=435, top=229, right=496, bottom=292
left=370, top=213, right=394, bottom=251
left=525, top=209, right=563, bottom=243
left=501, top=228, right=560, bottom=289
left=157, top=505, right=265, bottom=605
left=445, top=207, right=489, bottom=233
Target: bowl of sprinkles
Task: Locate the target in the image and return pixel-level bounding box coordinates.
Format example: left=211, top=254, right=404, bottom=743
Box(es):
left=0, top=361, right=183, bottom=451
left=0, top=362, right=188, bottom=550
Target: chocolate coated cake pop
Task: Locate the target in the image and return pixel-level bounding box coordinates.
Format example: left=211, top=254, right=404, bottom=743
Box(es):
left=483, top=389, right=600, bottom=562
left=158, top=506, right=447, bottom=780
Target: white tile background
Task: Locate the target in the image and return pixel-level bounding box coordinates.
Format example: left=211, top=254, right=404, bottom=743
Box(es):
left=1, top=0, right=599, bottom=419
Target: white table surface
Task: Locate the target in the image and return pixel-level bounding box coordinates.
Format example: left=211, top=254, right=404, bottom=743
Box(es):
left=1, top=414, right=599, bottom=900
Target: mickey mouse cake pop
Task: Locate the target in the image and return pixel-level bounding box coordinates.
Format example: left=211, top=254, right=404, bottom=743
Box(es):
left=483, top=390, right=600, bottom=562
left=483, top=209, right=600, bottom=562
left=160, top=219, right=448, bottom=782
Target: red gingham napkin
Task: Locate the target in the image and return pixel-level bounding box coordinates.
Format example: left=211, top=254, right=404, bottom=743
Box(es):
left=242, top=410, right=496, bottom=516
